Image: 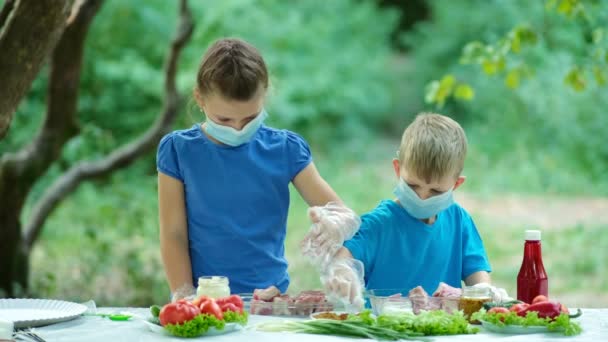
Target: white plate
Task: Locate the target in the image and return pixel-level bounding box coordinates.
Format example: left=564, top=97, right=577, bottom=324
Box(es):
left=480, top=320, right=565, bottom=334
left=0, top=299, right=87, bottom=328
left=143, top=320, right=242, bottom=337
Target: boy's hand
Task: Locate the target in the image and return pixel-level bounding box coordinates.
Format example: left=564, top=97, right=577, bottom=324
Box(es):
left=321, top=258, right=365, bottom=312
left=300, top=202, right=360, bottom=268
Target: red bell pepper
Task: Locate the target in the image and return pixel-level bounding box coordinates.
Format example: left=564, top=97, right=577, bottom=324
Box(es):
left=520, top=301, right=562, bottom=320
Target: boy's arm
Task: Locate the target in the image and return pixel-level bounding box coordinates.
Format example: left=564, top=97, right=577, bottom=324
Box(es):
left=464, top=270, right=491, bottom=286
left=158, top=172, right=194, bottom=300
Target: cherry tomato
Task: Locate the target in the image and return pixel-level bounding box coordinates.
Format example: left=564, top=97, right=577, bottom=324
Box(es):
left=532, top=295, right=548, bottom=304
left=159, top=300, right=201, bottom=326
left=199, top=299, right=224, bottom=320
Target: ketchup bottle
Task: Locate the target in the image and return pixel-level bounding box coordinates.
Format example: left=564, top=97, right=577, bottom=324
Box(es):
left=517, top=230, right=548, bottom=303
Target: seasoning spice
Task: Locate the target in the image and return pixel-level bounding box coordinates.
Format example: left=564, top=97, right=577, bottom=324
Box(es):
left=459, top=286, right=491, bottom=324
left=312, top=312, right=349, bottom=320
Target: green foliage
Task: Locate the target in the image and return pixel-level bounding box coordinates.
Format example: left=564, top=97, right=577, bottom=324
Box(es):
left=422, top=0, right=608, bottom=106
left=402, top=0, right=608, bottom=195
left=180, top=0, right=403, bottom=143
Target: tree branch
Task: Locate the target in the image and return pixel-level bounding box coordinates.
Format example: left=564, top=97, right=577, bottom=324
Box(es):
left=0, top=0, right=74, bottom=140
left=0, top=0, right=15, bottom=29
left=23, top=0, right=195, bottom=249
left=0, top=0, right=102, bottom=237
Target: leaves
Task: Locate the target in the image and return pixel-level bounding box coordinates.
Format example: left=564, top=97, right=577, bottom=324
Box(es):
left=472, top=309, right=582, bottom=336
left=564, top=66, right=587, bottom=91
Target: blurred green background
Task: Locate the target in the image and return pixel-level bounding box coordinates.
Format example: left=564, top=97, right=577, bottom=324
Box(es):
left=2, top=0, right=607, bottom=307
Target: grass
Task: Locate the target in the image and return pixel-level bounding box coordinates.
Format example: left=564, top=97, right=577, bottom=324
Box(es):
left=27, top=138, right=608, bottom=308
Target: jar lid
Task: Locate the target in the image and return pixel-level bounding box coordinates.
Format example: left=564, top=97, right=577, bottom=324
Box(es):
left=198, top=276, right=229, bottom=286
left=525, top=230, right=541, bottom=241
left=462, top=286, right=491, bottom=298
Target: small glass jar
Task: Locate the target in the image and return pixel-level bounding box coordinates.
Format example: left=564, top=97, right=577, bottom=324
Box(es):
left=196, top=276, right=230, bottom=299
left=459, top=286, right=492, bottom=324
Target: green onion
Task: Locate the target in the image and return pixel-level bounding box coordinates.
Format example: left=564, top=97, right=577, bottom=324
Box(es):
left=255, top=310, right=478, bottom=340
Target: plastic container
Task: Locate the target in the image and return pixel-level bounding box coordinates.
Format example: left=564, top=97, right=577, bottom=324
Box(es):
left=517, top=230, right=548, bottom=304
left=459, top=286, right=491, bottom=323
left=366, top=289, right=460, bottom=315
left=244, top=291, right=336, bottom=317
left=196, top=276, right=230, bottom=299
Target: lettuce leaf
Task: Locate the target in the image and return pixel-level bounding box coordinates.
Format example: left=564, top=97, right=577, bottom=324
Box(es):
left=472, top=309, right=582, bottom=336
left=223, top=310, right=248, bottom=325
left=164, top=314, right=225, bottom=338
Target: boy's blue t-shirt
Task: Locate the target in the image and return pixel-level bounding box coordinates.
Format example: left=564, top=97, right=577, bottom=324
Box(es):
left=156, top=124, right=311, bottom=294
left=344, top=200, right=491, bottom=295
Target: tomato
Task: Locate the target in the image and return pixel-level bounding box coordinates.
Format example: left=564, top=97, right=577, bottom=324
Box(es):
left=216, top=295, right=244, bottom=309
left=199, top=299, right=224, bottom=320
left=509, top=303, right=530, bottom=316
left=532, top=295, right=548, bottom=304
left=228, top=295, right=245, bottom=308
left=488, top=307, right=510, bottom=314
left=191, top=295, right=211, bottom=307
left=159, top=300, right=201, bottom=326
left=220, top=302, right=243, bottom=313
left=488, top=307, right=510, bottom=322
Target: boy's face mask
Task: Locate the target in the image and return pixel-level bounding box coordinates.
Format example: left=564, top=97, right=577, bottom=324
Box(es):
left=205, top=110, right=268, bottom=146
left=393, top=177, right=455, bottom=219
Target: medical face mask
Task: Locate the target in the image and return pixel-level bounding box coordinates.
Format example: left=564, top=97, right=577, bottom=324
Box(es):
left=393, top=177, right=454, bottom=219
left=205, top=109, right=268, bottom=146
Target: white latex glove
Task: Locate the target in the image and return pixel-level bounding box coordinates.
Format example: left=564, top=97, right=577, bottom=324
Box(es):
left=300, top=202, right=360, bottom=268
left=320, top=258, right=365, bottom=312
left=472, top=282, right=513, bottom=302
left=171, top=283, right=196, bottom=302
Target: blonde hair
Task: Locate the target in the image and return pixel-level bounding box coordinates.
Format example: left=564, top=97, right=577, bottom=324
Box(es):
left=398, top=113, right=467, bottom=182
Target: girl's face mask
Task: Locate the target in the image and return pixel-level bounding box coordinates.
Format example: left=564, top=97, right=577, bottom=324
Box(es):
left=205, top=109, right=268, bottom=146
left=393, top=177, right=455, bottom=219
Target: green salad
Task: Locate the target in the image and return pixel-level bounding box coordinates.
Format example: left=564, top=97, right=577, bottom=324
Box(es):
left=471, top=308, right=582, bottom=336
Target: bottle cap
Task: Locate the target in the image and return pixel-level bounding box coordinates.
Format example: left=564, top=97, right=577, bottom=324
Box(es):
left=525, top=230, right=541, bottom=241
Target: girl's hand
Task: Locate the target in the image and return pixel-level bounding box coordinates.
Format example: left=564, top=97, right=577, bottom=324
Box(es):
left=171, top=283, right=197, bottom=302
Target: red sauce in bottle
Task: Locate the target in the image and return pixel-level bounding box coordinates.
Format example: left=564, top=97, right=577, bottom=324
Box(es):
left=517, top=230, right=548, bottom=303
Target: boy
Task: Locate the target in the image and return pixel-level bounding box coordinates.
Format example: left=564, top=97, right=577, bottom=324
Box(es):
left=322, top=113, right=492, bottom=306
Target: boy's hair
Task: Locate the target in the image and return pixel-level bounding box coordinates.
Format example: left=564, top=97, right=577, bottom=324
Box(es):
left=398, top=113, right=467, bottom=182
left=194, top=38, right=268, bottom=101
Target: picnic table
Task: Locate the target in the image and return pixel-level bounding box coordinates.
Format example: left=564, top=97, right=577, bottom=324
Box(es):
left=27, top=307, right=608, bottom=342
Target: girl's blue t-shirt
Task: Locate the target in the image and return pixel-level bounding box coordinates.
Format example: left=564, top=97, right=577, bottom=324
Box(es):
left=344, top=200, right=491, bottom=295
left=156, top=124, right=312, bottom=294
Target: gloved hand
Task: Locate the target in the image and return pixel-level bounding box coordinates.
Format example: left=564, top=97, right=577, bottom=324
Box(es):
left=472, top=282, right=513, bottom=302
left=171, top=283, right=196, bottom=302
left=300, top=202, right=360, bottom=268
left=320, top=258, right=365, bottom=312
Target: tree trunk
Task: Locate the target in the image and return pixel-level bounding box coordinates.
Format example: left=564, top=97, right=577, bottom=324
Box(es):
left=0, top=163, right=29, bottom=297
left=0, top=0, right=103, bottom=298
left=0, top=0, right=75, bottom=139
left=0, top=0, right=193, bottom=297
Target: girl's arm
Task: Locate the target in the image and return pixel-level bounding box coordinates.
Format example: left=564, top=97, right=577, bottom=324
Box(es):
left=464, top=271, right=492, bottom=286
left=292, top=162, right=342, bottom=206
left=158, top=172, right=194, bottom=297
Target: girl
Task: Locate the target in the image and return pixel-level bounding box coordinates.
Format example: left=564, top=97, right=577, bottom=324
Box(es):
left=157, top=38, right=357, bottom=299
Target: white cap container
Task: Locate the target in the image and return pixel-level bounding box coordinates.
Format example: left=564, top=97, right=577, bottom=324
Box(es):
left=525, top=230, right=541, bottom=241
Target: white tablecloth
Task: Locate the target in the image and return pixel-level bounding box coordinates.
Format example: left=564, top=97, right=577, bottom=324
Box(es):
left=31, top=308, right=608, bottom=342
